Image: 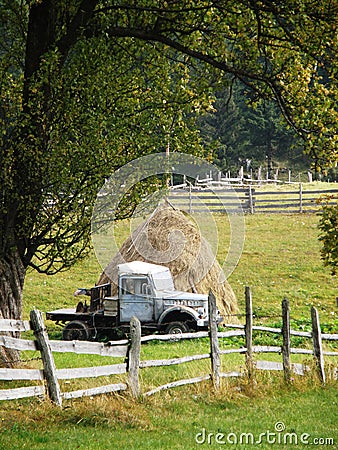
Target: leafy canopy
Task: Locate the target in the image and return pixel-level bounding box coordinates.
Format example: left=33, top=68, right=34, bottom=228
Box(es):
left=0, top=1, right=212, bottom=274
left=1, top=0, right=338, bottom=276
left=318, top=196, right=338, bottom=276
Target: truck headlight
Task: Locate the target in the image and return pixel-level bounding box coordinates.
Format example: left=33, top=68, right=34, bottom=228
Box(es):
left=197, top=307, right=206, bottom=319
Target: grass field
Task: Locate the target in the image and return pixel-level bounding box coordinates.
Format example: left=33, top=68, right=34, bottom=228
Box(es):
left=2, top=207, right=337, bottom=449
left=23, top=212, right=337, bottom=328
left=0, top=380, right=337, bottom=449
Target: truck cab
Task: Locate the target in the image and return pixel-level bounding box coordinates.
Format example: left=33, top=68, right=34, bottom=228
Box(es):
left=46, top=261, right=221, bottom=340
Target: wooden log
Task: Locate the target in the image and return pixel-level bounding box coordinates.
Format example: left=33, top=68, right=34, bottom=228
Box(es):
left=322, top=351, right=338, bottom=356
left=311, top=306, right=326, bottom=384
left=143, top=374, right=211, bottom=397
left=219, top=371, right=243, bottom=378
left=291, top=363, right=309, bottom=376
left=0, top=335, right=38, bottom=351
left=127, top=316, right=141, bottom=397
left=208, top=290, right=221, bottom=390
left=252, top=346, right=336, bottom=356
left=55, top=363, right=127, bottom=379
left=256, top=360, right=308, bottom=376
left=253, top=345, right=281, bottom=353
left=0, top=385, right=45, bottom=401
left=248, top=186, right=254, bottom=214
left=140, top=331, right=208, bottom=342
left=321, top=333, right=338, bottom=341
left=223, top=324, right=338, bottom=340
left=0, top=368, right=43, bottom=381
left=140, top=354, right=209, bottom=369
left=49, top=340, right=128, bottom=357
left=217, top=330, right=245, bottom=338
left=245, top=286, right=253, bottom=378
left=30, top=309, right=62, bottom=407
left=0, top=319, right=31, bottom=332
left=299, top=183, right=303, bottom=213
left=256, top=360, right=283, bottom=371
left=281, top=298, right=291, bottom=382
left=219, top=348, right=246, bottom=355
left=62, top=383, right=127, bottom=400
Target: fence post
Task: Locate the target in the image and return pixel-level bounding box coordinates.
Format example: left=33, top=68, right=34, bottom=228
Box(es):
left=248, top=186, right=254, bottom=214
left=281, top=298, right=291, bottom=383
left=311, top=307, right=326, bottom=384
left=299, top=183, right=303, bottom=213
left=189, top=182, right=192, bottom=214
left=30, top=309, right=62, bottom=407
left=245, top=287, right=253, bottom=378
left=127, top=316, right=141, bottom=397
left=208, top=290, right=220, bottom=390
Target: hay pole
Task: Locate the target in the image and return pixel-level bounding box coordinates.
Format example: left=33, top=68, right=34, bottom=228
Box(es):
left=208, top=290, right=221, bottom=390
left=311, top=307, right=326, bottom=384
left=127, top=316, right=141, bottom=397
left=299, top=183, right=303, bottom=213
left=30, top=309, right=62, bottom=407
left=245, top=286, right=253, bottom=378
left=281, top=298, right=291, bottom=383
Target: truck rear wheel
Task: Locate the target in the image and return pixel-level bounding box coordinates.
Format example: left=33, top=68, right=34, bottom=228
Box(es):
left=62, top=320, right=91, bottom=341
left=165, top=321, right=189, bottom=335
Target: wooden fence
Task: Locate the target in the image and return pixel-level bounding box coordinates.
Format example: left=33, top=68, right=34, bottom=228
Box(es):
left=0, top=289, right=337, bottom=407
left=172, top=168, right=313, bottom=187
left=168, top=185, right=338, bottom=214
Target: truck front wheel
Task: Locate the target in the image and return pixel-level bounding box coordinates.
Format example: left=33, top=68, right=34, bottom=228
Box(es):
left=62, top=320, right=91, bottom=341
left=165, top=321, right=189, bottom=335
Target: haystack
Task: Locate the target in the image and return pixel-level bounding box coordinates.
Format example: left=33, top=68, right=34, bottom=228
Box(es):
left=98, top=205, right=238, bottom=320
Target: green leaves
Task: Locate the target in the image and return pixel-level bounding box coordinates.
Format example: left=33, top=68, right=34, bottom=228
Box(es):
left=0, top=2, right=210, bottom=273
left=1, top=0, right=338, bottom=275
left=318, top=195, right=338, bottom=275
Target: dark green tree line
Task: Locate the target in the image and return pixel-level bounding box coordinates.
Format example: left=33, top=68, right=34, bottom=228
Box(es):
left=198, top=82, right=308, bottom=176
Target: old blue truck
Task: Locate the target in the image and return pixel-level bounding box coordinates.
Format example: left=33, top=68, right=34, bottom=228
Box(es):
left=46, top=261, right=218, bottom=340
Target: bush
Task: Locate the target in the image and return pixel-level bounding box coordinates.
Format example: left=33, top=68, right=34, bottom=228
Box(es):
left=318, top=194, right=338, bottom=275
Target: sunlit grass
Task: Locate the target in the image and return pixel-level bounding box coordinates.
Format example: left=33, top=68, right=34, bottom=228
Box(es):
left=13, top=206, right=337, bottom=450
left=24, top=213, right=337, bottom=327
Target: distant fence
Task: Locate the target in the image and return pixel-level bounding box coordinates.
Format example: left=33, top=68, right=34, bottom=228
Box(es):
left=0, top=290, right=337, bottom=407
left=172, top=168, right=314, bottom=186
left=169, top=185, right=338, bottom=214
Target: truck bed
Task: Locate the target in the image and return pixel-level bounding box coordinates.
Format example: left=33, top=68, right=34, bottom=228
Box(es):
left=46, top=308, right=95, bottom=323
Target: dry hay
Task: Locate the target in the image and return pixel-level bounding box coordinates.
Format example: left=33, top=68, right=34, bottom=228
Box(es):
left=98, top=205, right=238, bottom=320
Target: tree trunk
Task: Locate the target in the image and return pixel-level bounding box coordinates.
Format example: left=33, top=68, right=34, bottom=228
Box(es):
left=0, top=250, right=25, bottom=367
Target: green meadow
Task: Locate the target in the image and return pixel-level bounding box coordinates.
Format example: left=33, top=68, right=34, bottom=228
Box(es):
left=1, top=205, right=337, bottom=449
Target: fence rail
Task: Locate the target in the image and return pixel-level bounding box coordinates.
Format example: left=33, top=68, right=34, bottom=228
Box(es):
left=169, top=185, right=338, bottom=214
left=0, top=290, right=337, bottom=406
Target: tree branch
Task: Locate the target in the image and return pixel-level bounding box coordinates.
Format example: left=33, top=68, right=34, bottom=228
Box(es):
left=105, top=26, right=306, bottom=136
left=57, top=0, right=98, bottom=64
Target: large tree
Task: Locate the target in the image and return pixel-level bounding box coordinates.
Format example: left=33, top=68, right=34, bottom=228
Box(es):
left=0, top=1, right=211, bottom=365
left=1, top=1, right=337, bottom=365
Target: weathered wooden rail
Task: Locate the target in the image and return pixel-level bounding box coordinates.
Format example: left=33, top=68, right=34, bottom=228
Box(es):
left=0, top=289, right=337, bottom=407
left=169, top=185, right=338, bottom=214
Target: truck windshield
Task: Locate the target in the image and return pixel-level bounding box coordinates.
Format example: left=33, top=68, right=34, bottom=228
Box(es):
left=152, top=270, right=174, bottom=291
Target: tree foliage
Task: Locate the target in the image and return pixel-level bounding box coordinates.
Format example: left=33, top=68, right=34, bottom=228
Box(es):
left=198, top=82, right=307, bottom=174
left=0, top=0, right=337, bottom=327
left=0, top=1, right=211, bottom=276
left=95, top=0, right=338, bottom=168
left=318, top=196, right=338, bottom=275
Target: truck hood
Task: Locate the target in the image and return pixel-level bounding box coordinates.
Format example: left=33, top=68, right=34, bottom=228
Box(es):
left=160, top=290, right=208, bottom=301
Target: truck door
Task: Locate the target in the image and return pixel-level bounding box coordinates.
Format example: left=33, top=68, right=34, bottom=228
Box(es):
left=119, top=276, right=154, bottom=323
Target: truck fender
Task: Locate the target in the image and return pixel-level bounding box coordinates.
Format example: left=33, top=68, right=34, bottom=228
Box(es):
left=158, top=305, right=199, bottom=326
